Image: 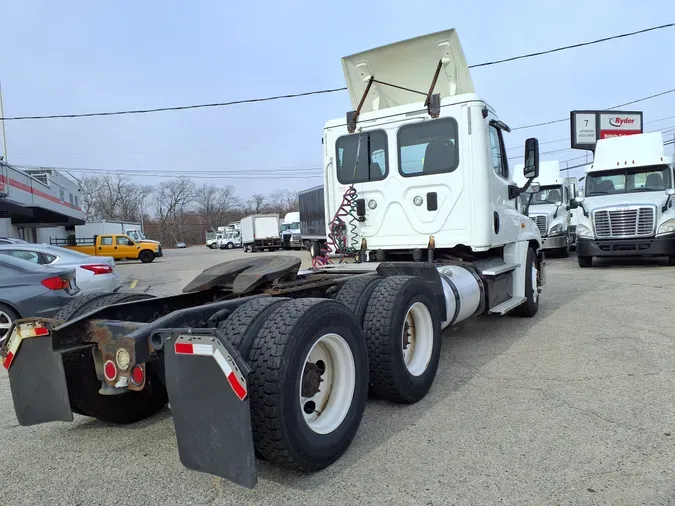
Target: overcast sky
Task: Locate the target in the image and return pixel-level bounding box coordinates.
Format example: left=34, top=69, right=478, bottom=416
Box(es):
left=2, top=1, right=674, bottom=199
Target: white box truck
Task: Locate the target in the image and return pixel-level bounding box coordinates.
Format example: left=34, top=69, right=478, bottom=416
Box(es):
left=241, top=214, right=281, bottom=252
left=573, top=131, right=675, bottom=267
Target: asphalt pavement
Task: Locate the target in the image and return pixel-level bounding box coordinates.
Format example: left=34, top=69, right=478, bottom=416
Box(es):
left=1, top=246, right=675, bottom=505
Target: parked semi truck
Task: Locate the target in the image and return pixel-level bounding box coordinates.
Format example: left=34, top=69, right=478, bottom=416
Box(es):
left=514, top=161, right=576, bottom=257
left=298, top=184, right=327, bottom=256
left=1, top=29, right=545, bottom=489
left=280, top=211, right=302, bottom=250
left=573, top=131, right=675, bottom=267
left=76, top=221, right=162, bottom=257
left=241, top=214, right=281, bottom=252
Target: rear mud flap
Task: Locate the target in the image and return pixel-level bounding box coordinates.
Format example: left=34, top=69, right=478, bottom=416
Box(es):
left=8, top=335, right=73, bottom=426
left=163, top=329, right=257, bottom=489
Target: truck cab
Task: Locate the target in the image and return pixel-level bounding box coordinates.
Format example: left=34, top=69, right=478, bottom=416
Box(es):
left=321, top=29, right=545, bottom=315
left=573, top=132, right=675, bottom=267
left=280, top=212, right=301, bottom=250
left=514, top=161, right=575, bottom=257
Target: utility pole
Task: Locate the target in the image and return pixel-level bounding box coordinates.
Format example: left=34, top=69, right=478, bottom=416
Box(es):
left=0, top=81, right=8, bottom=162
left=140, top=199, right=145, bottom=233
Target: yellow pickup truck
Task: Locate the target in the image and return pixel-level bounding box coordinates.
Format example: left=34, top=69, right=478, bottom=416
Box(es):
left=51, top=234, right=160, bottom=263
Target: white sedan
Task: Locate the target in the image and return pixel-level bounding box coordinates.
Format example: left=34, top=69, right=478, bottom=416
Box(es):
left=0, top=243, right=121, bottom=294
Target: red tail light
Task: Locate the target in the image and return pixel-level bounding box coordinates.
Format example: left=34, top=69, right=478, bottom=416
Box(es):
left=81, top=264, right=113, bottom=275
left=41, top=276, right=69, bottom=290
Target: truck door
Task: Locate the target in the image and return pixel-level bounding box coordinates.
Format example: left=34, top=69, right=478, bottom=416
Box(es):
left=488, top=123, right=521, bottom=246
left=98, top=236, right=115, bottom=257
left=114, top=235, right=138, bottom=259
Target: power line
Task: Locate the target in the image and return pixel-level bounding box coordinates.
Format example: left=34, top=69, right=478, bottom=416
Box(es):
left=511, top=88, right=675, bottom=131
left=1, top=23, right=673, bottom=122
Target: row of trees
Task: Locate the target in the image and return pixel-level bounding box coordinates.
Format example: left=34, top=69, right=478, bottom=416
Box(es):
left=78, top=174, right=299, bottom=246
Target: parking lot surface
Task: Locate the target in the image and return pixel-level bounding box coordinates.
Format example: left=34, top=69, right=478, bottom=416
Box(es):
left=2, top=246, right=675, bottom=505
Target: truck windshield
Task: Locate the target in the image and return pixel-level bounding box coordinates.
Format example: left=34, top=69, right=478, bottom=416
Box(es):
left=524, top=185, right=564, bottom=206
left=585, top=164, right=672, bottom=196
left=280, top=224, right=290, bottom=232
left=336, top=130, right=388, bottom=184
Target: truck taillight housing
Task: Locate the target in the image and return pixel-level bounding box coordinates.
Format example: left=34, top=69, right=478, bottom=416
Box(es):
left=41, top=276, right=70, bottom=290
left=81, top=264, right=113, bottom=275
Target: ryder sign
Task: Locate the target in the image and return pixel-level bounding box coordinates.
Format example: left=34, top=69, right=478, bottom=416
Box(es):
left=570, top=110, right=643, bottom=151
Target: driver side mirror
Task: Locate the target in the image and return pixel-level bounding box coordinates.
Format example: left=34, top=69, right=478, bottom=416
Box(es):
left=666, top=188, right=675, bottom=196
left=554, top=200, right=563, bottom=207
left=523, top=138, right=540, bottom=179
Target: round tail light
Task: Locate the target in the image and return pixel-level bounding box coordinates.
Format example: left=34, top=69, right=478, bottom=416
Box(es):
left=103, top=360, right=117, bottom=381
left=130, top=365, right=144, bottom=386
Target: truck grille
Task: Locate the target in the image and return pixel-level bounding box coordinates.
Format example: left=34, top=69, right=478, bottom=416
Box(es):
left=283, top=234, right=291, bottom=246
left=592, top=206, right=655, bottom=239
left=530, top=215, right=548, bottom=236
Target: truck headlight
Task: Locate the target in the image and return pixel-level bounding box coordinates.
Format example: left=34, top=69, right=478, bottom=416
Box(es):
left=576, top=224, right=594, bottom=238
left=549, top=223, right=563, bottom=236
left=657, top=218, right=675, bottom=236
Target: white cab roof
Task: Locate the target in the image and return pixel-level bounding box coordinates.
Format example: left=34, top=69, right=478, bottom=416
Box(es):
left=341, top=29, right=474, bottom=114
left=590, top=131, right=672, bottom=172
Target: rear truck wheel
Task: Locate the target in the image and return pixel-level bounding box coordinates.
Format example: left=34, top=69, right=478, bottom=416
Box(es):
left=139, top=250, right=155, bottom=263
left=362, top=276, right=441, bottom=404
left=512, top=247, right=540, bottom=317
left=217, top=297, right=290, bottom=359
left=309, top=241, right=321, bottom=259
left=59, top=293, right=169, bottom=423
left=578, top=255, right=593, bottom=268
left=334, top=275, right=383, bottom=325
left=248, top=298, right=369, bottom=471
left=0, top=303, right=19, bottom=341
left=669, top=256, right=675, bottom=266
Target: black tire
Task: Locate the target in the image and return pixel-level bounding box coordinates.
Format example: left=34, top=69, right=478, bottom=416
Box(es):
left=248, top=298, right=369, bottom=471
left=60, top=293, right=168, bottom=423
left=578, top=255, right=593, bottom=268
left=334, top=275, right=383, bottom=325
left=362, top=276, right=442, bottom=404
left=309, top=241, right=321, bottom=259
left=668, top=256, right=675, bottom=266
left=227, top=242, right=234, bottom=249
left=139, top=250, right=155, bottom=263
left=217, top=297, right=289, bottom=359
left=0, top=302, right=19, bottom=341
left=512, top=247, right=540, bottom=317
left=54, top=292, right=119, bottom=324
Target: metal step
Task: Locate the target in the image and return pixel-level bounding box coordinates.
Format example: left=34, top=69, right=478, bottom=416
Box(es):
left=481, top=263, right=520, bottom=276
left=488, top=296, right=527, bottom=315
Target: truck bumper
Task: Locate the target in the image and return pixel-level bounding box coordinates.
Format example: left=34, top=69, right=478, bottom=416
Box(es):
left=541, top=234, right=567, bottom=250
left=577, top=233, right=675, bottom=258
left=3, top=321, right=258, bottom=489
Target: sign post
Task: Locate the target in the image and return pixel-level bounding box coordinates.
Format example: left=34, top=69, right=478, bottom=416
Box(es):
left=570, top=110, right=643, bottom=152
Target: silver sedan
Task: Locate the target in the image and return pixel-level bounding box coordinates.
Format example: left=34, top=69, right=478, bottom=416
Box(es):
left=0, top=243, right=121, bottom=294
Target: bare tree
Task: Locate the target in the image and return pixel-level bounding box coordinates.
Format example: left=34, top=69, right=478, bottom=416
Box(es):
left=79, top=174, right=152, bottom=222
left=248, top=194, right=266, bottom=214
left=153, top=176, right=196, bottom=242
left=195, top=183, right=241, bottom=229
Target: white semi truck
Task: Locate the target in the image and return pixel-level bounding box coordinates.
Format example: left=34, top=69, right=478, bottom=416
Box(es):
left=573, top=131, right=675, bottom=267
left=280, top=211, right=302, bottom=249
left=514, top=161, right=576, bottom=257
left=1, top=29, right=545, bottom=489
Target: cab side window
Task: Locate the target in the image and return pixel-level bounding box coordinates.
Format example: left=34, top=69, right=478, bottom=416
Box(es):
left=489, top=126, right=509, bottom=179
left=116, top=236, right=131, bottom=246
left=564, top=186, right=569, bottom=204
left=101, top=236, right=113, bottom=246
